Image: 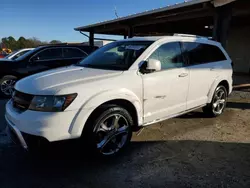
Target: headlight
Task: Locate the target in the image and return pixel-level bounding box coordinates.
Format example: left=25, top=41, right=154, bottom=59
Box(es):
left=29, top=93, right=77, bottom=112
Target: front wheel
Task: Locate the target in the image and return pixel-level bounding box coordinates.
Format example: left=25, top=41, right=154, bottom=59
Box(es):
left=203, top=85, right=228, bottom=117
left=0, top=75, right=17, bottom=98
left=83, top=105, right=133, bottom=157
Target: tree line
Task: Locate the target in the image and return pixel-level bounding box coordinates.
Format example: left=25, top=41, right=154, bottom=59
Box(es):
left=0, top=36, right=62, bottom=51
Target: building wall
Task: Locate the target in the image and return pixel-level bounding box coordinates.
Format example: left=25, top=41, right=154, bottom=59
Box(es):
left=227, top=25, right=250, bottom=74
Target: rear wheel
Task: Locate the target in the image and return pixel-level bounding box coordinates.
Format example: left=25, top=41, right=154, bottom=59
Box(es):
left=203, top=85, right=227, bottom=117
left=83, top=105, right=133, bottom=157
left=0, top=75, right=17, bottom=98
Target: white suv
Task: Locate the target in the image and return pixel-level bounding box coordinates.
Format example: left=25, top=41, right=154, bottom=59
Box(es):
left=5, top=35, right=233, bottom=156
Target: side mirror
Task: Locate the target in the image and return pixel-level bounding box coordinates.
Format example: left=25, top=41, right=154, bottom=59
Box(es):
left=147, top=59, right=161, bottom=72
left=139, top=59, right=161, bottom=74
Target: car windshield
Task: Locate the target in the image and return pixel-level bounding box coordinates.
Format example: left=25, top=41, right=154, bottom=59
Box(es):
left=15, top=47, right=41, bottom=61
left=4, top=50, right=18, bottom=59
left=77, top=41, right=153, bottom=70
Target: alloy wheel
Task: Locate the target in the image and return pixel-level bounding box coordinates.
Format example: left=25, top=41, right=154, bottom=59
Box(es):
left=212, top=87, right=227, bottom=115
left=95, top=114, right=129, bottom=156
left=0, top=79, right=16, bottom=96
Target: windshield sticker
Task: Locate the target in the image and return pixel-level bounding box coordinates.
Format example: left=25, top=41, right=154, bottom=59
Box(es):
left=125, top=45, right=145, bottom=50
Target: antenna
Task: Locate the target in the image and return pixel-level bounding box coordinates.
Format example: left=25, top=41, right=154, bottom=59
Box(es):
left=114, top=6, right=119, bottom=18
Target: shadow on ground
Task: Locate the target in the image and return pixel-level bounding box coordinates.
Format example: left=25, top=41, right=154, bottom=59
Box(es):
left=227, top=102, right=250, bottom=110
left=0, top=140, right=250, bottom=188
left=179, top=111, right=210, bottom=119
left=0, top=100, right=7, bottom=132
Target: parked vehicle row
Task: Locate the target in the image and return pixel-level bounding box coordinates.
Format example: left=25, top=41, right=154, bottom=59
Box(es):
left=0, top=44, right=98, bottom=97
left=5, top=35, right=233, bottom=157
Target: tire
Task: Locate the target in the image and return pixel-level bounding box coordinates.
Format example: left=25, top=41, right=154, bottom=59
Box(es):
left=82, top=104, right=133, bottom=157
left=203, top=85, right=228, bottom=117
left=0, top=75, right=17, bottom=98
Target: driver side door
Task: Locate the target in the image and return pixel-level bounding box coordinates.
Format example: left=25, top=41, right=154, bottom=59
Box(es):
left=142, top=42, right=189, bottom=124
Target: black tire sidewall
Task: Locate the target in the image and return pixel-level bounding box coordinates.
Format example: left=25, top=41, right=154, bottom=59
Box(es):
left=83, top=105, right=133, bottom=157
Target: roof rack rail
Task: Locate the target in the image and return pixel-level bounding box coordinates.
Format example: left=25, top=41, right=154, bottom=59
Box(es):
left=38, top=42, right=89, bottom=47
left=47, top=42, right=84, bottom=45
left=173, top=33, right=210, bottom=40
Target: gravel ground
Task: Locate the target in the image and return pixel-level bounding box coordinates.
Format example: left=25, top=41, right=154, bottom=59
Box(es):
left=0, top=91, right=249, bottom=188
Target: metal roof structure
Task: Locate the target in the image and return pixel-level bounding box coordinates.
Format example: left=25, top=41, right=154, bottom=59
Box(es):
left=75, top=0, right=210, bottom=32
left=74, top=0, right=248, bottom=48
left=74, top=0, right=216, bottom=37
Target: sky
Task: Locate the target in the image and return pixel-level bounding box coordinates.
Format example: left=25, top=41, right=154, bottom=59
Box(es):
left=2, top=0, right=183, bottom=42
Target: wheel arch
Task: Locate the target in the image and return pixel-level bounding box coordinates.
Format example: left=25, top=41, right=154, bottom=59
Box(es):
left=1, top=75, right=18, bottom=79
left=218, top=80, right=229, bottom=95
left=85, top=99, right=140, bottom=132
left=68, top=89, right=143, bottom=136
left=207, top=79, right=230, bottom=103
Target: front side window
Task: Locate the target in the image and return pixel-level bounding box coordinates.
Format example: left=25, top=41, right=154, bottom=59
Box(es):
left=63, top=48, right=87, bottom=58
left=148, top=42, right=184, bottom=70
left=77, top=41, right=153, bottom=70
left=33, top=48, right=63, bottom=61
left=182, top=42, right=227, bottom=65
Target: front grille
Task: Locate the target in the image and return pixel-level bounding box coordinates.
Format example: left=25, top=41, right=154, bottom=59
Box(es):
left=12, top=90, right=34, bottom=112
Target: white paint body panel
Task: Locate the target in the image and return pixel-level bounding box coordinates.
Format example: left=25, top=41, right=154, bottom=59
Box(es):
left=6, top=36, right=233, bottom=142
left=143, top=67, right=189, bottom=123
left=186, top=62, right=217, bottom=109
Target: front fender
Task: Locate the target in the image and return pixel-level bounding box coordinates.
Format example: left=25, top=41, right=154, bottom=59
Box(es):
left=68, top=88, right=143, bottom=136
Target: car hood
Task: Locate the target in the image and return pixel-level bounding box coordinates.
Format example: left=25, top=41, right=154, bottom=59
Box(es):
left=15, top=66, right=123, bottom=95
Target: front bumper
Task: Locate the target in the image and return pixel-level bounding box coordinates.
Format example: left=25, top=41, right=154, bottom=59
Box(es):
left=6, top=115, right=50, bottom=150
left=5, top=100, right=80, bottom=142
left=5, top=116, right=28, bottom=149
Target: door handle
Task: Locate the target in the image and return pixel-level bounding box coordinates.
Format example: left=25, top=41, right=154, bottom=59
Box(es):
left=179, top=73, right=188, bottom=77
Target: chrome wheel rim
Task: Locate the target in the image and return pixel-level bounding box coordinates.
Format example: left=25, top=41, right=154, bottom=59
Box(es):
left=1, top=79, right=16, bottom=96
left=212, top=88, right=226, bottom=115
left=96, top=114, right=129, bottom=156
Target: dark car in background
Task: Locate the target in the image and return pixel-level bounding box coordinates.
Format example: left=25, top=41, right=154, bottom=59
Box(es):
left=0, top=44, right=98, bottom=97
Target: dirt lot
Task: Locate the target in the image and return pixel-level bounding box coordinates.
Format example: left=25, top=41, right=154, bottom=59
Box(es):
left=0, top=91, right=250, bottom=188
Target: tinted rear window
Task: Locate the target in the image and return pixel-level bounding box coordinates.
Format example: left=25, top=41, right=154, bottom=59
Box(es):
left=77, top=46, right=98, bottom=54
left=63, top=48, right=87, bottom=58
left=182, top=42, right=227, bottom=65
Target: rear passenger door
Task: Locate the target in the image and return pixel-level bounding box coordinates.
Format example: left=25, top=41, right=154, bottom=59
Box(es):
left=182, top=42, right=227, bottom=109
left=62, top=47, right=88, bottom=66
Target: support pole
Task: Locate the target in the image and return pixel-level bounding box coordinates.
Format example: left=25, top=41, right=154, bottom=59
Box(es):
left=128, top=27, right=134, bottom=38
left=213, top=3, right=232, bottom=47
left=89, top=31, right=94, bottom=47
